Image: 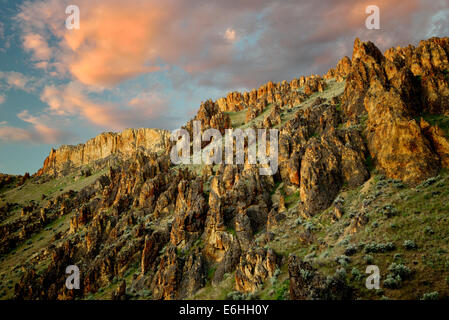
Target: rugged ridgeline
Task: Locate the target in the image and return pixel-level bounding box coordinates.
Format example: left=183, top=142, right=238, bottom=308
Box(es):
left=36, top=65, right=338, bottom=177
left=2, top=37, right=449, bottom=301
left=37, top=128, right=171, bottom=176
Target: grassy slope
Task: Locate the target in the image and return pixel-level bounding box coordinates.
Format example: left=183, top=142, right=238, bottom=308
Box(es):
left=0, top=169, right=106, bottom=299
left=192, top=170, right=449, bottom=300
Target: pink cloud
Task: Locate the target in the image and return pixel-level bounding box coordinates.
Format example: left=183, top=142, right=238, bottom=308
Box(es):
left=0, top=126, right=34, bottom=143
left=15, top=0, right=449, bottom=91
left=16, top=110, right=62, bottom=144
left=0, top=110, right=64, bottom=144
left=0, top=71, right=33, bottom=92
left=22, top=33, right=52, bottom=61
left=224, top=28, right=237, bottom=42
left=40, top=82, right=169, bottom=130
left=15, top=0, right=265, bottom=88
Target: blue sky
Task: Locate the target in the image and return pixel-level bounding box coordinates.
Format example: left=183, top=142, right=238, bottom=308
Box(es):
left=0, top=0, right=448, bottom=174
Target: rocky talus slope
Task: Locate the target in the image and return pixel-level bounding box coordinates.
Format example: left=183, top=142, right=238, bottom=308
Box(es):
left=1, top=37, right=449, bottom=300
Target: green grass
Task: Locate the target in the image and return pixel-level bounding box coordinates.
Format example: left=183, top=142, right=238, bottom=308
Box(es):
left=226, top=227, right=237, bottom=237
left=284, top=191, right=300, bottom=209
left=225, top=109, right=247, bottom=128
left=228, top=103, right=275, bottom=130
left=0, top=168, right=107, bottom=209
left=421, top=114, right=449, bottom=138
left=244, top=170, right=449, bottom=300
left=191, top=271, right=236, bottom=300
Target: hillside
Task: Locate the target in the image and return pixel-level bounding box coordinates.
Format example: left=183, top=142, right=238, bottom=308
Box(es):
left=1, top=37, right=449, bottom=300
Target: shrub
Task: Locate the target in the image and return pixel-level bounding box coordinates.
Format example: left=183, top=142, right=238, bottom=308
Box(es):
left=384, top=274, right=402, bottom=289
left=365, top=242, right=396, bottom=253
left=388, top=263, right=412, bottom=280
left=418, top=176, right=438, bottom=188
left=335, top=267, right=347, bottom=279
left=421, top=291, right=439, bottom=300
left=403, top=240, right=418, bottom=250
left=334, top=196, right=344, bottom=205
left=344, top=244, right=358, bottom=256
left=364, top=255, right=374, bottom=264
left=424, top=226, right=434, bottom=235
left=377, top=205, right=398, bottom=218
left=376, top=180, right=387, bottom=189
left=300, top=269, right=313, bottom=281
left=392, top=180, right=405, bottom=189
left=338, top=238, right=350, bottom=247
left=304, top=221, right=316, bottom=232
left=227, top=291, right=244, bottom=300
left=351, top=268, right=362, bottom=280
left=335, top=255, right=351, bottom=266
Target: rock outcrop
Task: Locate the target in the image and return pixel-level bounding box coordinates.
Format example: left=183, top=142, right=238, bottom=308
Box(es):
left=37, top=128, right=171, bottom=177
left=235, top=248, right=278, bottom=293
left=341, top=37, right=449, bottom=184
left=288, top=255, right=352, bottom=300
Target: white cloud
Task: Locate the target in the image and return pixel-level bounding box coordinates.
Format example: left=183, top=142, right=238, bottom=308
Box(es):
left=0, top=94, right=5, bottom=105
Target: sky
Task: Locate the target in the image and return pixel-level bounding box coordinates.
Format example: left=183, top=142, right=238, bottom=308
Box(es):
left=0, top=0, right=448, bottom=175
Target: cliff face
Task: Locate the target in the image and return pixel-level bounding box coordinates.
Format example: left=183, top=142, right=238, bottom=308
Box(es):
left=37, top=128, right=171, bottom=176
left=215, top=73, right=337, bottom=113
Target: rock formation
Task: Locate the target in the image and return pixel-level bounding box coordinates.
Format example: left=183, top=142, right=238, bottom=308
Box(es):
left=37, top=128, right=171, bottom=177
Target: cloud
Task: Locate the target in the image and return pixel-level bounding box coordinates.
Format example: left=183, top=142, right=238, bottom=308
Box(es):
left=15, top=0, right=272, bottom=88
left=0, top=126, right=35, bottom=143
left=0, top=110, right=62, bottom=144
left=0, top=71, right=35, bottom=92
left=0, top=21, right=8, bottom=52
left=15, top=0, right=445, bottom=94
left=16, top=110, right=62, bottom=144
left=0, top=107, right=71, bottom=145
left=15, top=0, right=449, bottom=92
left=22, top=33, right=52, bottom=61
left=0, top=94, right=5, bottom=105
left=40, top=82, right=172, bottom=130
left=224, top=28, right=237, bottom=42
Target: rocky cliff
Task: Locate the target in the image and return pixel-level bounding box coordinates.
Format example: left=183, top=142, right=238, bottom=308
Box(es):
left=37, top=128, right=171, bottom=176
